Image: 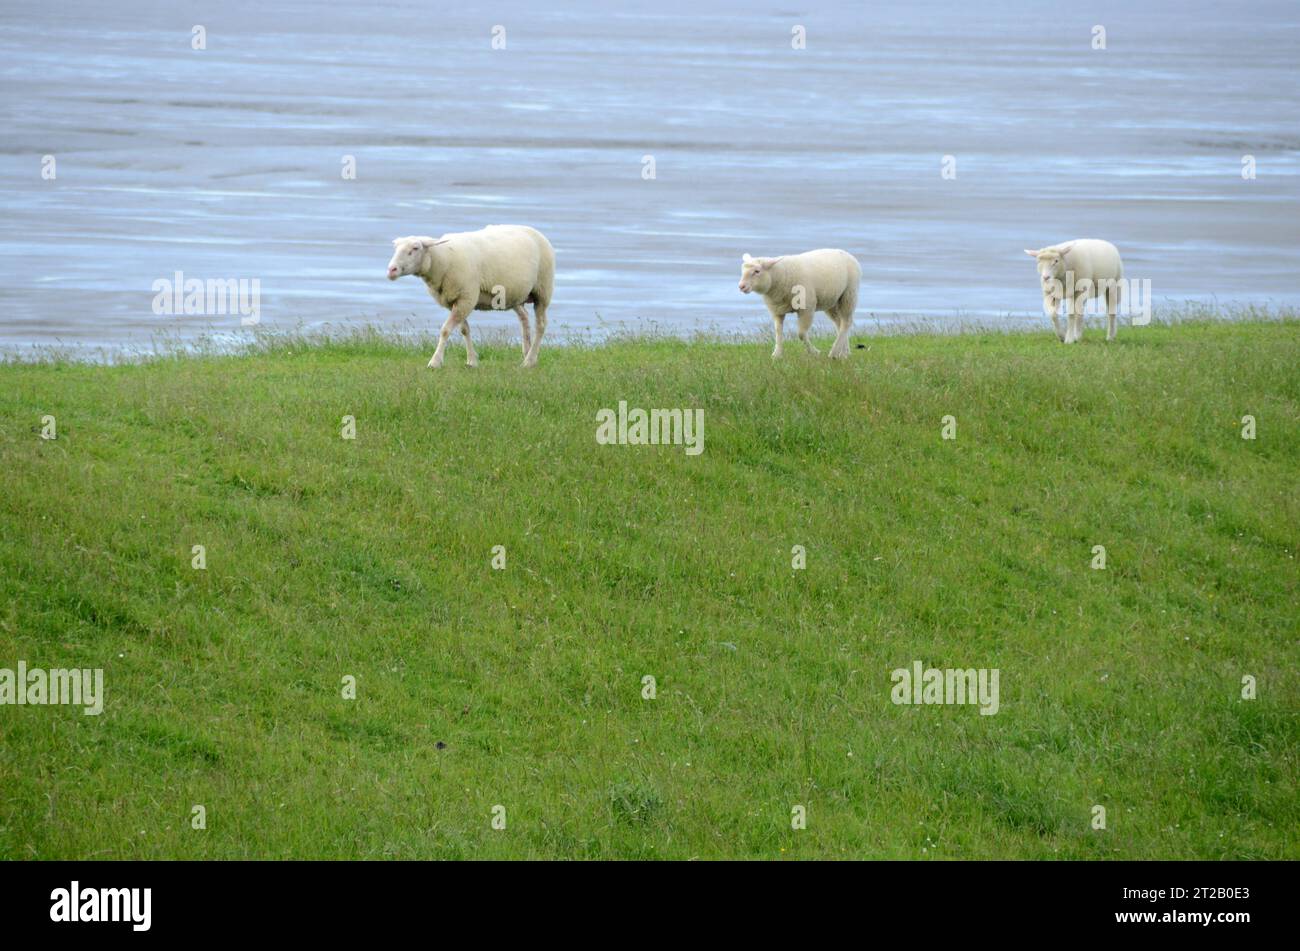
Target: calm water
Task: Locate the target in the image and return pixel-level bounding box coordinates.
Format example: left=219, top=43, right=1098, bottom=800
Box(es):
left=1, top=0, right=1297, bottom=354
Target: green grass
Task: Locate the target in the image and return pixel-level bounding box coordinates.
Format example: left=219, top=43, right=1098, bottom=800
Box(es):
left=1, top=319, right=1296, bottom=859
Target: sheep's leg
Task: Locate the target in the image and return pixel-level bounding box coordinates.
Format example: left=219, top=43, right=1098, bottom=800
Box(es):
left=514, top=305, right=532, bottom=357
left=428, top=303, right=470, bottom=368
left=828, top=309, right=851, bottom=359
left=1047, top=296, right=1065, bottom=342
left=461, top=318, right=478, bottom=367
left=1106, top=286, right=1118, bottom=342
left=770, top=311, right=785, bottom=359
left=829, top=322, right=849, bottom=359
left=522, top=302, right=546, bottom=368
left=795, top=310, right=819, bottom=355
left=1062, top=297, right=1079, bottom=344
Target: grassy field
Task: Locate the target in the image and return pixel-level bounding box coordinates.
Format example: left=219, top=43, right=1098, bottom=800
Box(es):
left=0, top=319, right=1296, bottom=860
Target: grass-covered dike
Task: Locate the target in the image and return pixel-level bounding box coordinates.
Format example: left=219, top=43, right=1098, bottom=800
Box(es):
left=0, top=319, right=1296, bottom=859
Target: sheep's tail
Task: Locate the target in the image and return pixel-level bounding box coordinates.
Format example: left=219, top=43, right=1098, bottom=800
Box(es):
left=838, top=277, right=859, bottom=320
left=837, top=254, right=862, bottom=320
left=534, top=234, right=556, bottom=307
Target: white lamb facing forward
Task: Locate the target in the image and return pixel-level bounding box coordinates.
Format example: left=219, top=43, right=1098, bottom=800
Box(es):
left=1024, top=239, right=1124, bottom=343
left=387, top=224, right=555, bottom=368
left=738, top=249, right=861, bottom=359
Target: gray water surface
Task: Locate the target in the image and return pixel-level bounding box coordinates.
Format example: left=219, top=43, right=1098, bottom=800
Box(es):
left=1, top=0, right=1297, bottom=354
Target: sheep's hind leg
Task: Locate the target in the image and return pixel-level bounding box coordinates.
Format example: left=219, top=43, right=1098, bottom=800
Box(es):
left=828, top=309, right=852, bottom=359
left=514, top=305, right=532, bottom=358
left=461, top=318, right=478, bottom=367
left=522, top=302, right=546, bottom=368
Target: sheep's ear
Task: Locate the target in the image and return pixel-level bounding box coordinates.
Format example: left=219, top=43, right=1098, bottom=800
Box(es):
left=431, top=239, right=450, bottom=247
left=764, top=256, right=783, bottom=269
left=1024, top=249, right=1041, bottom=257
left=742, top=253, right=753, bottom=263
left=1056, top=242, right=1074, bottom=255
left=393, top=238, right=405, bottom=247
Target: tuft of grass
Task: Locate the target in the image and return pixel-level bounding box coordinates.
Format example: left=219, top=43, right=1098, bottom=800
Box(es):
left=0, top=318, right=1296, bottom=859
left=606, top=781, right=664, bottom=825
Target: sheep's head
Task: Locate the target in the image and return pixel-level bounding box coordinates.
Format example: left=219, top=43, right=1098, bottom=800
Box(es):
left=739, top=254, right=780, bottom=294
left=1024, top=245, right=1072, bottom=295
left=387, top=236, right=442, bottom=280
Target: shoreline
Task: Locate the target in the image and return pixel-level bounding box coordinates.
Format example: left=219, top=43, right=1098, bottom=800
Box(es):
left=3, top=303, right=1295, bottom=367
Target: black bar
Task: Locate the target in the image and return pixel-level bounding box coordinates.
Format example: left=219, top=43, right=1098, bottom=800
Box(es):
left=0, top=860, right=1283, bottom=938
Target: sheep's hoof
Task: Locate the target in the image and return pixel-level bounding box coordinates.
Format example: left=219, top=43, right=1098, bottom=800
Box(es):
left=427, top=356, right=444, bottom=369
left=466, top=357, right=479, bottom=368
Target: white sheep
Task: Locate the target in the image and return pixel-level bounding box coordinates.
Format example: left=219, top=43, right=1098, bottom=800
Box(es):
left=738, top=249, right=861, bottom=359
left=1024, top=239, right=1124, bottom=343
left=387, top=224, right=555, bottom=368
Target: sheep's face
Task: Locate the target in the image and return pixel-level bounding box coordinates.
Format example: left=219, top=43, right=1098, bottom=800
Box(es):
left=738, top=254, right=776, bottom=294
left=1026, top=248, right=1066, bottom=296
left=387, top=236, right=437, bottom=280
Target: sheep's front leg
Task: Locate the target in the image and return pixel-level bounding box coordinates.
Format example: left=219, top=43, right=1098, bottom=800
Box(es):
left=1106, top=285, right=1118, bottom=342
left=461, top=318, right=478, bottom=367
left=770, top=309, right=785, bottom=360
left=1046, top=295, right=1065, bottom=342
left=1062, top=297, right=1079, bottom=344
left=428, top=302, right=470, bottom=368
left=796, top=310, right=819, bottom=354
left=514, top=305, right=532, bottom=358
left=1071, top=296, right=1089, bottom=343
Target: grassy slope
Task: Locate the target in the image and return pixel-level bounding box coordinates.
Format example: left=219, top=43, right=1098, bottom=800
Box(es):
left=0, top=320, right=1296, bottom=859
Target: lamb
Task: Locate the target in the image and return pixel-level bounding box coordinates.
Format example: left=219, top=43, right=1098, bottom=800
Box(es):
left=1024, top=239, right=1124, bottom=343
left=386, top=224, right=554, bottom=368
left=737, top=249, right=861, bottom=359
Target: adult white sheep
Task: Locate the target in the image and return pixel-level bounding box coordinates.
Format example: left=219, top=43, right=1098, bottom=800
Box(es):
left=738, top=249, right=861, bottom=359
left=1024, top=239, right=1124, bottom=343
left=387, top=224, right=554, bottom=368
